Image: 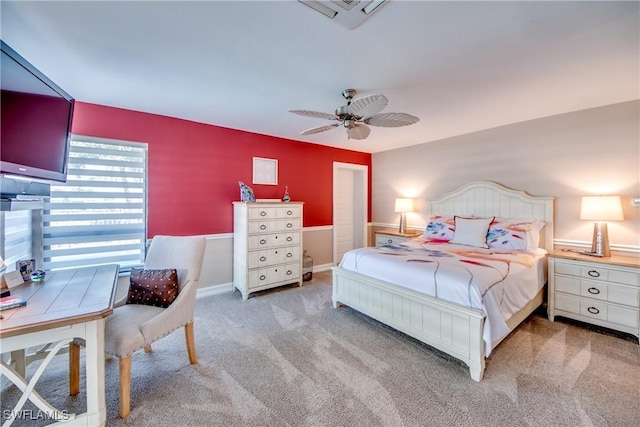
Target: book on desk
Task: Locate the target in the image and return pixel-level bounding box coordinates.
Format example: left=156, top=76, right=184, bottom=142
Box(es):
left=0, top=295, right=27, bottom=311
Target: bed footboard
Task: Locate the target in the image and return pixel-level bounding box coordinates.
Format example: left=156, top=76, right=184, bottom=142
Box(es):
left=332, top=266, right=487, bottom=381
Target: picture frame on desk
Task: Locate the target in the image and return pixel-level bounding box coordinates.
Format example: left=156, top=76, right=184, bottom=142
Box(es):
left=16, top=259, right=35, bottom=281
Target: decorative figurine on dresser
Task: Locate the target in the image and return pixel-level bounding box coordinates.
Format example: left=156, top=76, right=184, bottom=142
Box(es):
left=233, top=201, right=304, bottom=300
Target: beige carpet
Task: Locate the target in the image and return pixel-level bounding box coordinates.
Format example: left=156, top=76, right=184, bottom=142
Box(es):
left=2, top=270, right=639, bottom=426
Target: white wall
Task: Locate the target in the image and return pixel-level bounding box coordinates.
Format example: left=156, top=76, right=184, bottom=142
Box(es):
left=371, top=100, right=640, bottom=255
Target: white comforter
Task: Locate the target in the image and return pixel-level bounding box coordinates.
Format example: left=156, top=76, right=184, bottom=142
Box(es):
left=339, top=239, right=547, bottom=355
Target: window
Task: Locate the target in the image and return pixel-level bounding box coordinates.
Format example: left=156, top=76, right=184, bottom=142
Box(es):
left=2, top=210, right=34, bottom=270
left=43, top=136, right=147, bottom=271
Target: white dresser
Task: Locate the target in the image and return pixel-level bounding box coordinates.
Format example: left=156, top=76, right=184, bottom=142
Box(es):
left=233, top=201, right=304, bottom=300
left=547, top=250, right=640, bottom=343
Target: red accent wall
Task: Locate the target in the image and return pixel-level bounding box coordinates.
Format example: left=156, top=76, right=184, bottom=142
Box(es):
left=71, top=102, right=371, bottom=237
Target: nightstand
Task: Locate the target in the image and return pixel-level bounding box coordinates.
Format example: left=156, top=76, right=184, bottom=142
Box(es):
left=375, top=228, right=422, bottom=247
left=547, top=249, right=640, bottom=343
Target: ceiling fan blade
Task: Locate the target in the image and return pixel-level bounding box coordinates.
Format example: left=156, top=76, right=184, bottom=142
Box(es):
left=289, top=109, right=337, bottom=120
left=347, top=123, right=371, bottom=140
left=365, top=112, right=420, bottom=127
left=300, top=123, right=340, bottom=135
left=347, top=94, right=388, bottom=118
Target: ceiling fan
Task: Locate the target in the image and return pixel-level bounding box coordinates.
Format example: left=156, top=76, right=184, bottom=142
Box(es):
left=289, top=89, right=419, bottom=140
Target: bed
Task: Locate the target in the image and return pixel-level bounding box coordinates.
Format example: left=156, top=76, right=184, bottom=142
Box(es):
left=332, top=181, right=554, bottom=381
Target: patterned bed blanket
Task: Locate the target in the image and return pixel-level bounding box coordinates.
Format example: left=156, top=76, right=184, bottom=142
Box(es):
left=338, top=239, right=547, bottom=355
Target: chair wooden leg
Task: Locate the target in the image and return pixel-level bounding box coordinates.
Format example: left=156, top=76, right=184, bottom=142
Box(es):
left=119, top=356, right=131, bottom=418
left=144, top=344, right=152, bottom=353
left=69, top=342, right=80, bottom=396
left=185, top=322, right=197, bottom=364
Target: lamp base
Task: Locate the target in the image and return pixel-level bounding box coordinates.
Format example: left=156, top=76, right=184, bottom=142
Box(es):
left=398, top=213, right=407, bottom=234
left=589, top=221, right=611, bottom=257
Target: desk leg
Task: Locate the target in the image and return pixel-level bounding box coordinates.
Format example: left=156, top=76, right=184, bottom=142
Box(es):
left=83, top=318, right=106, bottom=427
left=9, top=350, right=26, bottom=377
left=69, top=342, right=80, bottom=396
left=1, top=340, right=75, bottom=426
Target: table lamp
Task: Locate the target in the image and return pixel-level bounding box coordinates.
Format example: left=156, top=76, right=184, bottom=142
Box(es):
left=394, top=198, right=414, bottom=234
left=580, top=195, right=623, bottom=257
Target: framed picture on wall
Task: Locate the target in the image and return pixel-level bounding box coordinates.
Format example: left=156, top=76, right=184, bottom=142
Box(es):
left=253, top=157, right=278, bottom=185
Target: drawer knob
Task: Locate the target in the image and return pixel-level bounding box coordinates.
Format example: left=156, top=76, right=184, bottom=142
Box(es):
left=260, top=211, right=267, bottom=217
left=260, top=256, right=266, bottom=262
left=260, top=239, right=267, bottom=245
left=286, top=252, right=292, bottom=258
left=287, top=236, right=292, bottom=242
left=286, top=270, right=292, bottom=275
left=287, top=223, right=293, bottom=228
left=587, top=287, right=600, bottom=295
left=259, top=275, right=266, bottom=280
left=587, top=270, right=600, bottom=278
left=387, top=239, right=393, bottom=244
left=587, top=306, right=600, bottom=315
left=287, top=210, right=293, bottom=216
left=260, top=224, right=267, bottom=230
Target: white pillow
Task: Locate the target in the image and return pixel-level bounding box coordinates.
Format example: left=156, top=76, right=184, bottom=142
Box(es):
left=450, top=216, right=494, bottom=249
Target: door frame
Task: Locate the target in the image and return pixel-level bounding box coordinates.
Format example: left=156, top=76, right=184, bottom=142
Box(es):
left=332, top=162, right=368, bottom=266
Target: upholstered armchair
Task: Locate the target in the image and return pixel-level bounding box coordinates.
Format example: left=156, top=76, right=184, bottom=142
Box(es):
left=69, top=235, right=206, bottom=418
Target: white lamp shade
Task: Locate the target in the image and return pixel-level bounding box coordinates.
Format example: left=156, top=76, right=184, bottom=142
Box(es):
left=394, top=198, right=414, bottom=213
left=580, top=196, right=624, bottom=221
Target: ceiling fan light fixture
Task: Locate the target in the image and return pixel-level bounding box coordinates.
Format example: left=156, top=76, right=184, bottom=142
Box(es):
left=299, top=0, right=338, bottom=19
left=362, top=0, right=385, bottom=15
left=289, top=88, right=419, bottom=140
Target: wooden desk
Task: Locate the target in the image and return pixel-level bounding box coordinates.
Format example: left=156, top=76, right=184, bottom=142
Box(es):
left=1, top=264, right=119, bottom=426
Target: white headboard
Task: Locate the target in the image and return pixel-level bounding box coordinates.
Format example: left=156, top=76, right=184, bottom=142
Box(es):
left=426, top=181, right=555, bottom=251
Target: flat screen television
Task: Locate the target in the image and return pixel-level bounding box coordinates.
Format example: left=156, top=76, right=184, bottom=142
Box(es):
left=1, top=39, right=74, bottom=183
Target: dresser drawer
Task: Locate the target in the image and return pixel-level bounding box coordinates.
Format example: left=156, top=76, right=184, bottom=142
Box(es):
left=276, top=206, right=301, bottom=218
left=555, top=275, right=581, bottom=296
left=248, top=263, right=301, bottom=289
left=275, top=218, right=300, bottom=232
left=555, top=261, right=582, bottom=277
left=555, top=293, right=639, bottom=329
left=248, top=205, right=301, bottom=220
left=555, top=293, right=581, bottom=314
left=607, top=283, right=639, bottom=308
left=248, top=218, right=300, bottom=234
left=248, top=232, right=300, bottom=249
left=579, top=299, right=608, bottom=322
left=556, top=261, right=639, bottom=286
left=248, top=246, right=300, bottom=269
left=376, top=234, right=407, bottom=246
left=557, top=277, right=640, bottom=308
left=248, top=221, right=273, bottom=234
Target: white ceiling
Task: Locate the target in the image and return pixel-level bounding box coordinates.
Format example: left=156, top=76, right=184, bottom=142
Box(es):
left=1, top=1, right=638, bottom=153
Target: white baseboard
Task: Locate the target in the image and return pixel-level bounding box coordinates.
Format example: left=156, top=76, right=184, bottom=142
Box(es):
left=313, top=263, right=334, bottom=272
left=197, top=282, right=234, bottom=298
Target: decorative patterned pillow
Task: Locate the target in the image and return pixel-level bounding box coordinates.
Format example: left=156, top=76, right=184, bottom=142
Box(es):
left=450, top=216, right=494, bottom=248
left=422, top=215, right=458, bottom=242
left=487, top=218, right=545, bottom=251
left=127, top=268, right=179, bottom=308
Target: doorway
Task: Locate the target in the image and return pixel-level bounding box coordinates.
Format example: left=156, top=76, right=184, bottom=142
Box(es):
left=332, top=162, right=368, bottom=265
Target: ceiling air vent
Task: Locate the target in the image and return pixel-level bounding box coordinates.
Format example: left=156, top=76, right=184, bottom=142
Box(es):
left=298, top=0, right=387, bottom=29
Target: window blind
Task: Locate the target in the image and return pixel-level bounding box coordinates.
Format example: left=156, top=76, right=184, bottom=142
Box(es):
left=43, top=137, right=147, bottom=271
left=2, top=210, right=33, bottom=271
